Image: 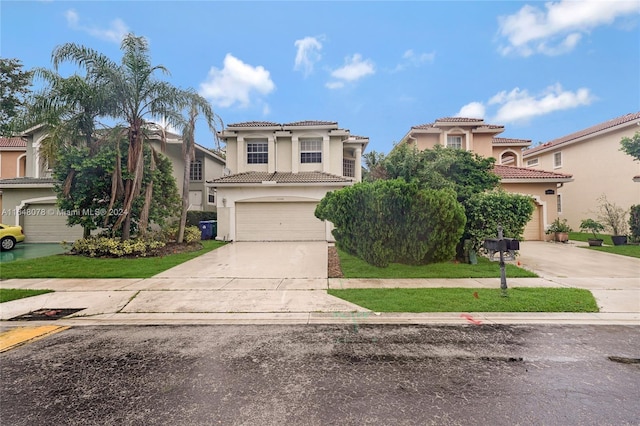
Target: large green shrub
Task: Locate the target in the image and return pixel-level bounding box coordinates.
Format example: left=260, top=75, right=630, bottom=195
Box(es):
left=464, top=190, right=535, bottom=252
left=315, top=179, right=466, bottom=267
left=186, top=210, right=217, bottom=227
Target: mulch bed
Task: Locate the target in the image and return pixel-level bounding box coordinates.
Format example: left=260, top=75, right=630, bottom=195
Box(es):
left=328, top=246, right=344, bottom=278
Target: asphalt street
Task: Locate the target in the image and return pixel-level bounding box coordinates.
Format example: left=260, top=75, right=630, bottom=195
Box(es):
left=1, top=324, right=638, bottom=425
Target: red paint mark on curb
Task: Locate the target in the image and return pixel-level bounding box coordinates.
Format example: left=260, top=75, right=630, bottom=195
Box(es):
left=460, top=313, right=482, bottom=325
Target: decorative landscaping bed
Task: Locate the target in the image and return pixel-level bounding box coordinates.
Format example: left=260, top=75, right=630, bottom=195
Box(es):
left=328, top=246, right=344, bottom=278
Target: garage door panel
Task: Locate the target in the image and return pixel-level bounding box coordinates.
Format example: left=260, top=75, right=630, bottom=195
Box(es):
left=236, top=202, right=325, bottom=241
left=22, top=205, right=84, bottom=243
left=523, top=204, right=542, bottom=241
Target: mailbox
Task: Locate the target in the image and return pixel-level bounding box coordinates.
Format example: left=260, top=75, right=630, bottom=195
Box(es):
left=504, top=238, right=520, bottom=250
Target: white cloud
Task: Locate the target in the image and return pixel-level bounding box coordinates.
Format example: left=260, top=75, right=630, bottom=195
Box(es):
left=199, top=53, right=275, bottom=109
left=392, top=49, right=436, bottom=72
left=65, top=9, right=129, bottom=43
left=294, top=36, right=323, bottom=76
left=489, top=83, right=595, bottom=123
left=326, top=54, right=375, bottom=89
left=497, top=0, right=640, bottom=56
left=455, top=102, right=486, bottom=119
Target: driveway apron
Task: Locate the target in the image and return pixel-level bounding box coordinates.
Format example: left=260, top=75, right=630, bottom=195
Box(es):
left=154, top=242, right=328, bottom=279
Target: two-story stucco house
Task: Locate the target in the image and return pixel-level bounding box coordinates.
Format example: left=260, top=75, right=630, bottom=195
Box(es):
left=399, top=117, right=574, bottom=240
left=0, top=137, right=27, bottom=212
left=0, top=125, right=225, bottom=242
left=523, top=112, right=640, bottom=232
left=209, top=121, right=368, bottom=242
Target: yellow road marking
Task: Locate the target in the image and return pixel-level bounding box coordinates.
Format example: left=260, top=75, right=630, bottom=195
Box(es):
left=0, top=325, right=70, bottom=353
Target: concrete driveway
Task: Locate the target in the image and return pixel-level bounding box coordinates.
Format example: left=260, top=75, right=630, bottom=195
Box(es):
left=154, top=241, right=328, bottom=279
left=517, top=241, right=640, bottom=279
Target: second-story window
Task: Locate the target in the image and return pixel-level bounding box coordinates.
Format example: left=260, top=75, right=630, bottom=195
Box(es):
left=190, top=159, right=202, bottom=181
left=247, top=142, right=268, bottom=164
left=554, top=152, right=562, bottom=168
left=446, top=135, right=462, bottom=149
left=300, top=138, right=322, bottom=163
left=343, top=159, right=355, bottom=177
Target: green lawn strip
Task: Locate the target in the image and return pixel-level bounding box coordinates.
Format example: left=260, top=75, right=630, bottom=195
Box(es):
left=0, top=240, right=226, bottom=279
left=0, top=288, right=53, bottom=303
left=337, top=248, right=537, bottom=279
left=328, top=287, right=598, bottom=313
left=583, top=245, right=640, bottom=259
left=569, top=232, right=640, bottom=258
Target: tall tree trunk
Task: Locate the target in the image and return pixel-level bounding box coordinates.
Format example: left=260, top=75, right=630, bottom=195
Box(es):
left=177, top=155, right=191, bottom=243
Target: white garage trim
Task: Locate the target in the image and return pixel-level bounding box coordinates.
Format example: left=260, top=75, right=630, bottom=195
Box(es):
left=235, top=201, right=325, bottom=241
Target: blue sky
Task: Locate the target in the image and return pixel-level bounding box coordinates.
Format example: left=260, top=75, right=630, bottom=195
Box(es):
left=2, top=1, right=639, bottom=154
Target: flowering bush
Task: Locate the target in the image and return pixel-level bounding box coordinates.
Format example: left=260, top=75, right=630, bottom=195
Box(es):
left=71, top=237, right=165, bottom=257
left=162, top=225, right=201, bottom=243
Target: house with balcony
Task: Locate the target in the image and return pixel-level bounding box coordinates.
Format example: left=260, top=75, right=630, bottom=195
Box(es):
left=208, top=120, right=368, bottom=241
left=399, top=117, right=574, bottom=240
left=0, top=125, right=225, bottom=242
left=523, top=112, right=640, bottom=232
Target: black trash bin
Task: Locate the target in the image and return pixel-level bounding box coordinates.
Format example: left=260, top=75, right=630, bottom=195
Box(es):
left=199, top=220, right=214, bottom=240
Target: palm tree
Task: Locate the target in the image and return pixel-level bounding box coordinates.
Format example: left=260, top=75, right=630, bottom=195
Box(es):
left=176, top=96, right=222, bottom=243
left=51, top=33, right=195, bottom=239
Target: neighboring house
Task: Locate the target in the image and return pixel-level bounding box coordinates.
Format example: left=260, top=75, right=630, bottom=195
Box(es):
left=147, top=135, right=225, bottom=212
left=523, top=112, right=640, bottom=232
left=399, top=117, right=573, bottom=240
left=209, top=121, right=368, bottom=242
left=0, top=125, right=224, bottom=243
left=0, top=137, right=27, bottom=212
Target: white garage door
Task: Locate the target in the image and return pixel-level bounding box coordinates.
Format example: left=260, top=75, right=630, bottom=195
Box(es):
left=523, top=204, right=542, bottom=241
left=236, top=202, right=325, bottom=241
left=22, top=204, right=84, bottom=243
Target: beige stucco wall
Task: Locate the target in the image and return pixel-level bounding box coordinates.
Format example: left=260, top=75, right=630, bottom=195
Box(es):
left=0, top=151, right=26, bottom=178
left=525, top=127, right=640, bottom=232
left=472, top=134, right=495, bottom=158
left=0, top=187, right=56, bottom=225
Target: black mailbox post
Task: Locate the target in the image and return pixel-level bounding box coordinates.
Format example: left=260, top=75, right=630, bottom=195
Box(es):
left=483, top=226, right=520, bottom=295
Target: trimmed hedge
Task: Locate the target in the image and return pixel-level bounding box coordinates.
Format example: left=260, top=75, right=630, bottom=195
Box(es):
left=315, top=179, right=466, bottom=267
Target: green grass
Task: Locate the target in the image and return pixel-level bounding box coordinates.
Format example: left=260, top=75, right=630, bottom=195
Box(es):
left=0, top=288, right=53, bottom=303
left=0, top=240, right=226, bottom=279
left=337, top=248, right=537, bottom=279
left=328, top=287, right=598, bottom=313
left=569, top=232, right=640, bottom=258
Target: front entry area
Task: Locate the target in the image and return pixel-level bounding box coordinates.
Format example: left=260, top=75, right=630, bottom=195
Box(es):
left=235, top=202, right=325, bottom=241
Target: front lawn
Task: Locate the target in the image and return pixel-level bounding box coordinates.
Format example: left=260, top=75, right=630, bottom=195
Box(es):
left=337, top=248, right=537, bottom=279
left=0, top=288, right=53, bottom=303
left=0, top=240, right=226, bottom=279
left=328, top=287, right=598, bottom=313
left=569, top=232, right=640, bottom=258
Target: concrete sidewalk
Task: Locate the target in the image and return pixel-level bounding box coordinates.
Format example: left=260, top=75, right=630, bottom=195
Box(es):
left=1, top=275, right=638, bottom=326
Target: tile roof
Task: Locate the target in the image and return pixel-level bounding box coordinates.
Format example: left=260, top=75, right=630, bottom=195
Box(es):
left=524, top=112, right=640, bottom=156
left=0, top=177, right=58, bottom=185
left=0, top=137, right=27, bottom=148
left=284, top=120, right=337, bottom=126
left=493, top=164, right=573, bottom=181
left=227, top=121, right=280, bottom=128
left=435, top=117, right=484, bottom=123
left=208, top=171, right=352, bottom=184
left=493, top=137, right=531, bottom=145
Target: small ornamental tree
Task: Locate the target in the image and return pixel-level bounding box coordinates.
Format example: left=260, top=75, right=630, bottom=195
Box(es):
left=620, top=131, right=640, bottom=161
left=315, top=179, right=466, bottom=267
left=464, top=190, right=535, bottom=252
left=628, top=204, right=640, bottom=243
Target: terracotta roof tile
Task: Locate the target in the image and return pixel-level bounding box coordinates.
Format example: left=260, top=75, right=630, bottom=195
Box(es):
left=0, top=137, right=27, bottom=148
left=435, top=117, right=484, bottom=122
left=227, top=121, right=280, bottom=128
left=284, top=120, right=337, bottom=126
left=493, top=137, right=531, bottom=145
left=208, top=171, right=352, bottom=184
left=524, top=112, right=640, bottom=156
left=493, top=164, right=573, bottom=181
